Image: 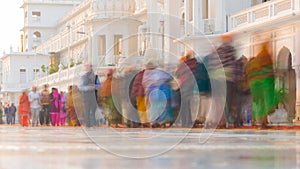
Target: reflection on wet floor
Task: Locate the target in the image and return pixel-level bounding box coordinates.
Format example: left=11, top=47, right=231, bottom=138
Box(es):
left=0, top=126, right=299, bottom=169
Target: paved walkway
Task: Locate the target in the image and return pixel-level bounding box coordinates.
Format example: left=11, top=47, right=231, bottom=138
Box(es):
left=0, top=126, right=299, bottom=169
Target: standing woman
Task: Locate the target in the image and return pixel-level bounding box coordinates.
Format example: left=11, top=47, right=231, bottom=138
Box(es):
left=246, top=41, right=275, bottom=128
left=50, top=88, right=60, bottom=126
left=67, top=85, right=80, bottom=126
left=19, top=90, right=31, bottom=127
left=59, top=91, right=67, bottom=126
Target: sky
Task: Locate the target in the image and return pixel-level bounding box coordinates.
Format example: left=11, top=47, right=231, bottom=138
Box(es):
left=0, top=0, right=23, bottom=54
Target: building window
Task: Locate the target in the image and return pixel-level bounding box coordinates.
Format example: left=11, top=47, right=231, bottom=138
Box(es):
left=25, top=11, right=27, bottom=18
left=33, top=69, right=39, bottom=73
left=32, top=11, right=41, bottom=17
left=20, top=69, right=26, bottom=83
left=98, top=35, right=106, bottom=56
left=114, top=35, right=123, bottom=55
left=33, top=31, right=41, bottom=38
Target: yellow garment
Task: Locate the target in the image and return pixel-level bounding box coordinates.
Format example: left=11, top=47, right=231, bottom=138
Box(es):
left=136, top=96, right=148, bottom=123
left=67, top=90, right=73, bottom=107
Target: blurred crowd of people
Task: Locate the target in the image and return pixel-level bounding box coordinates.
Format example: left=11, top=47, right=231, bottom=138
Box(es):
left=0, top=34, right=282, bottom=129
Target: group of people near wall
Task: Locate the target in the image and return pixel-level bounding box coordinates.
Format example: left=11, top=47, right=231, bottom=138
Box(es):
left=17, top=85, right=69, bottom=127
left=0, top=102, right=17, bottom=125
left=1, top=33, right=282, bottom=129
left=88, top=34, right=280, bottom=129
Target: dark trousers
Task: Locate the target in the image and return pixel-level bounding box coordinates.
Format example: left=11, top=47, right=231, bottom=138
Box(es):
left=225, top=81, right=236, bottom=124
left=180, top=94, right=193, bottom=128
left=83, top=92, right=97, bottom=127
left=7, top=113, right=13, bottom=125
left=40, top=105, right=50, bottom=125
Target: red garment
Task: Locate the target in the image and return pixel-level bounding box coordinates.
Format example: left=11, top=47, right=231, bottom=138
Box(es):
left=175, top=58, right=197, bottom=86
left=130, top=70, right=145, bottom=99
left=19, top=93, right=30, bottom=126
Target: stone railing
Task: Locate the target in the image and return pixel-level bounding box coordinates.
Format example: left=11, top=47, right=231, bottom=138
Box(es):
left=186, top=18, right=221, bottom=35
left=1, top=83, right=31, bottom=92
left=33, top=64, right=84, bottom=86
left=24, top=0, right=82, bottom=4
left=36, top=24, right=87, bottom=54
left=229, top=0, right=299, bottom=31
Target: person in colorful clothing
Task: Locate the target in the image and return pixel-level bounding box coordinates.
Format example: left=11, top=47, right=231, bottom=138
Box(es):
left=50, top=88, right=60, bottom=126
left=131, top=69, right=147, bottom=127
left=99, top=69, right=123, bottom=128
left=0, top=102, right=4, bottom=124
left=59, top=91, right=67, bottom=126
left=19, top=90, right=31, bottom=127
left=175, top=51, right=198, bottom=128
left=142, top=57, right=174, bottom=127
left=67, top=85, right=80, bottom=126
left=246, top=41, right=275, bottom=128
left=40, top=84, right=51, bottom=126
left=79, top=64, right=99, bottom=127
left=29, top=86, right=41, bottom=127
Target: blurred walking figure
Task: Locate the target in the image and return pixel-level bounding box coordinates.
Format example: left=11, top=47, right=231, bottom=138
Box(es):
left=67, top=86, right=80, bottom=126
left=246, top=41, right=275, bottom=128
left=40, top=84, right=51, bottom=126
left=50, top=88, right=60, bottom=126
left=99, top=69, right=123, bottom=128
left=194, top=56, right=211, bottom=127
left=29, top=86, right=41, bottom=126
left=19, top=90, right=31, bottom=127
left=59, top=91, right=67, bottom=126
left=131, top=69, right=147, bottom=127
left=142, top=56, right=174, bottom=127
left=216, top=33, right=237, bottom=127
left=80, top=64, right=99, bottom=127
left=175, top=51, right=198, bottom=128
left=113, top=65, right=140, bottom=128
left=71, top=85, right=83, bottom=126
left=234, top=56, right=250, bottom=127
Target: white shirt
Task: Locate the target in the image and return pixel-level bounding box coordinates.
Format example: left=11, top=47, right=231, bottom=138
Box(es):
left=29, top=91, right=41, bottom=109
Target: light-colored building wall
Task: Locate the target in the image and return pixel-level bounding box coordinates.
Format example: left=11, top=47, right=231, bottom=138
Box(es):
left=21, top=0, right=83, bottom=52
left=0, top=52, right=49, bottom=105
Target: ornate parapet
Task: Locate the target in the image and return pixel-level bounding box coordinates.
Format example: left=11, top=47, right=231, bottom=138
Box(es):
left=91, top=0, right=136, bottom=18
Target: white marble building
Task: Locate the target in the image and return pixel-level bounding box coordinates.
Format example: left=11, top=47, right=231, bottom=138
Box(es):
left=1, top=0, right=300, bottom=123
left=0, top=51, right=48, bottom=105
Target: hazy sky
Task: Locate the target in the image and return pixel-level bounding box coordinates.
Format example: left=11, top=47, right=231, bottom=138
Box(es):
left=0, top=0, right=23, bottom=54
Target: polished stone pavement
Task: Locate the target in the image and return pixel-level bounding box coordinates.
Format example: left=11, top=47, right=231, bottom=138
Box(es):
left=0, top=126, right=299, bottom=169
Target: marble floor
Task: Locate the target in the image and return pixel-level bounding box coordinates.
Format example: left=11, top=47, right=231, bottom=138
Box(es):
left=0, top=126, right=299, bottom=169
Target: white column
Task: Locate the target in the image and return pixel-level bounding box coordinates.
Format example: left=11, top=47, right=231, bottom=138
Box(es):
left=146, top=0, right=160, bottom=49
left=165, top=0, right=182, bottom=64
left=91, top=34, right=98, bottom=65
left=294, top=0, right=300, bottom=11
left=293, top=26, right=300, bottom=123
left=193, top=0, right=202, bottom=34
left=106, top=34, right=114, bottom=65
left=87, top=34, right=93, bottom=64
left=185, top=0, right=190, bottom=35
left=214, top=0, right=225, bottom=33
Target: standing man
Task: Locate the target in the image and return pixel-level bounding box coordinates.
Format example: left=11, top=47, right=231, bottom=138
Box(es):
left=10, top=103, right=17, bottom=125
left=29, top=86, right=41, bottom=127
left=80, top=64, right=100, bottom=127
left=40, top=84, right=51, bottom=126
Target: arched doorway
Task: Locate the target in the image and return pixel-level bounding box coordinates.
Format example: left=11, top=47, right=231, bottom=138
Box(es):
left=276, top=46, right=296, bottom=122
